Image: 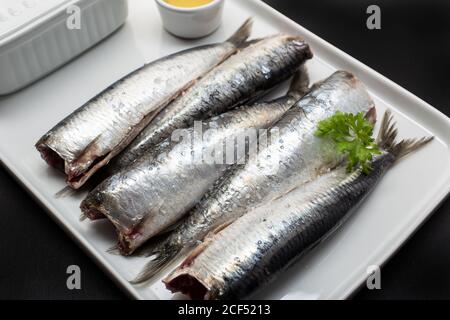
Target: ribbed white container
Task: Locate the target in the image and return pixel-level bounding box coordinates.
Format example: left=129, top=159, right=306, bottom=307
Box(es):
left=0, top=0, right=128, bottom=95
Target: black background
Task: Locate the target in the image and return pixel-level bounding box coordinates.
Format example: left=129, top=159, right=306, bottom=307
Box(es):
left=0, top=0, right=449, bottom=300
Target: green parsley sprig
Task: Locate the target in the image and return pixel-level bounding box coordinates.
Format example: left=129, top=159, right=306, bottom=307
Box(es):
left=315, top=111, right=381, bottom=173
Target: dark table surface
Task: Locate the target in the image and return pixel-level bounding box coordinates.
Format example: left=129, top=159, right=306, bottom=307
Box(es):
left=0, top=0, right=449, bottom=300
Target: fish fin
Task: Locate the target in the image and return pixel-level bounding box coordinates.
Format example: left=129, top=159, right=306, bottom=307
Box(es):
left=287, top=64, right=310, bottom=100
left=227, top=18, right=253, bottom=47
left=130, top=240, right=182, bottom=284
left=132, top=234, right=168, bottom=257
left=364, top=106, right=377, bottom=125
left=130, top=252, right=179, bottom=285
left=224, top=88, right=269, bottom=113
left=238, top=39, right=263, bottom=50
left=377, top=110, right=433, bottom=160
left=246, top=90, right=270, bottom=105
left=106, top=244, right=121, bottom=255
left=55, top=185, right=77, bottom=198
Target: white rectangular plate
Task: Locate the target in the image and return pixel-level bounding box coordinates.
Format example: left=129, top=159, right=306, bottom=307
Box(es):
left=0, top=0, right=449, bottom=300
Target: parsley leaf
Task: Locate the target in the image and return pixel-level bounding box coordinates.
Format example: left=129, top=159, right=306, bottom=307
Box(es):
left=315, top=111, right=381, bottom=173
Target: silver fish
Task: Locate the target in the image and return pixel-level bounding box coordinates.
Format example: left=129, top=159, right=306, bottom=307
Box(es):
left=81, top=68, right=310, bottom=255
left=132, top=70, right=376, bottom=283
left=108, top=34, right=313, bottom=173
left=35, top=18, right=253, bottom=189
left=163, top=110, right=433, bottom=299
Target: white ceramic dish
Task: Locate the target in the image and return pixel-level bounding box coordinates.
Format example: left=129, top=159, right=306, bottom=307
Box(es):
left=0, top=0, right=128, bottom=95
left=0, top=0, right=448, bottom=300
left=155, top=0, right=224, bottom=39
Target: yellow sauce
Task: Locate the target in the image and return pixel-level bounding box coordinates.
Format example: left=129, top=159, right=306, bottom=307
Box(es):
left=165, top=0, right=214, bottom=8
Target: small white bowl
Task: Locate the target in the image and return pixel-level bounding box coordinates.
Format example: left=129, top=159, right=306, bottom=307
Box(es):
left=155, top=0, right=225, bottom=39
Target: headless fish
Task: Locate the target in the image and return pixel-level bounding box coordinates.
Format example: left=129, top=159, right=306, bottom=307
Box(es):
left=81, top=68, right=310, bottom=255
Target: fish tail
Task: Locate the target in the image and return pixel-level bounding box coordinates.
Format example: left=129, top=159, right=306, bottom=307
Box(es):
left=287, top=64, right=310, bottom=100
left=55, top=185, right=77, bottom=198
left=364, top=106, right=377, bottom=125
left=227, top=18, right=253, bottom=47
left=377, top=109, right=433, bottom=160
left=106, top=244, right=121, bottom=255
left=132, top=236, right=166, bottom=257
left=130, top=241, right=182, bottom=284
